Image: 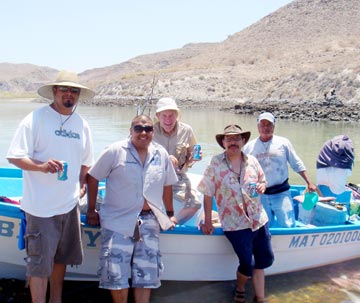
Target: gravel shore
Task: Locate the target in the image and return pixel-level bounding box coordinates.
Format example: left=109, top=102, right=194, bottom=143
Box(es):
left=1, top=257, right=359, bottom=303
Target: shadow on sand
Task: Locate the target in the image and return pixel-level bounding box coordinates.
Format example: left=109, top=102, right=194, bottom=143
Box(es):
left=1, top=258, right=359, bottom=303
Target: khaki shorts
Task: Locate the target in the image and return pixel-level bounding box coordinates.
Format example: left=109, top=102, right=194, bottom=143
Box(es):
left=24, top=205, right=83, bottom=277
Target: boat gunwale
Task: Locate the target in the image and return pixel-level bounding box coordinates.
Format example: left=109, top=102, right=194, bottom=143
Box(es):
left=1, top=203, right=359, bottom=236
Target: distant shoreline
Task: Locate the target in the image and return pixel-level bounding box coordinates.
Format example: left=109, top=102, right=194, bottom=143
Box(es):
left=3, top=97, right=360, bottom=123
left=0, top=98, right=35, bottom=103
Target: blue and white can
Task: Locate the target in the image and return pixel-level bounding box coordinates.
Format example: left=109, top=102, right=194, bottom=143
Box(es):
left=192, top=144, right=201, bottom=160
left=57, top=161, right=68, bottom=181
left=249, top=182, right=258, bottom=198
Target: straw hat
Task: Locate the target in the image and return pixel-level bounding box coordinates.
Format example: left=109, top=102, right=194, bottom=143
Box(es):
left=37, top=70, right=95, bottom=100
left=155, top=97, right=179, bottom=113
left=215, top=125, right=251, bottom=149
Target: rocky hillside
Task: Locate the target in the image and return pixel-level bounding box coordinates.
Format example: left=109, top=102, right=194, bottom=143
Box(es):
left=0, top=63, right=57, bottom=97
left=1, top=0, right=360, bottom=113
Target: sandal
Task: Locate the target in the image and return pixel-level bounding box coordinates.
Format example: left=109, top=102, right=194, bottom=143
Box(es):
left=253, top=296, right=268, bottom=303
left=234, top=289, right=245, bottom=303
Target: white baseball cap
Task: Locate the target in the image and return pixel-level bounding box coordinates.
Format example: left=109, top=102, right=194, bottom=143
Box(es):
left=257, top=112, right=275, bottom=124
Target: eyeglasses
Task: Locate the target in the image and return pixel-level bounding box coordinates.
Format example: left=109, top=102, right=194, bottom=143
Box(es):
left=57, top=86, right=81, bottom=94
left=133, top=125, right=154, bottom=133
left=224, top=135, right=243, bottom=142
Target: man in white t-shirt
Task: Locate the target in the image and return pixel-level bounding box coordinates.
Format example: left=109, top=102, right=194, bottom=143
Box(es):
left=6, top=70, right=95, bottom=303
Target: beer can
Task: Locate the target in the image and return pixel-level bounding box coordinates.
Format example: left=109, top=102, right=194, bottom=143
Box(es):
left=249, top=182, right=258, bottom=198
left=192, top=144, right=201, bottom=160
left=57, top=161, right=68, bottom=181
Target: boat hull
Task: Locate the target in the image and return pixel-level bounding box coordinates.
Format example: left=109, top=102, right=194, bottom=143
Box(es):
left=1, top=202, right=360, bottom=281
left=1, top=167, right=360, bottom=281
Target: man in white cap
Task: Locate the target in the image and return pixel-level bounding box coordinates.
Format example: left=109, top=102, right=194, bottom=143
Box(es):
left=153, top=97, right=202, bottom=224
left=7, top=70, right=95, bottom=303
left=244, top=112, right=316, bottom=228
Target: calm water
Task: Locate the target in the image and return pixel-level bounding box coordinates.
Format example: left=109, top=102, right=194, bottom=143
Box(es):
left=1, top=99, right=360, bottom=302
left=1, top=99, right=360, bottom=185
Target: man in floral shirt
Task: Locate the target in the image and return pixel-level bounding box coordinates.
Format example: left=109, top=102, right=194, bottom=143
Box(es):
left=198, top=124, right=274, bottom=303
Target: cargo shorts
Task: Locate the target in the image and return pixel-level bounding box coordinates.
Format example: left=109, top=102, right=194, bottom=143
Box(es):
left=98, top=212, right=163, bottom=290
left=24, top=205, right=83, bottom=277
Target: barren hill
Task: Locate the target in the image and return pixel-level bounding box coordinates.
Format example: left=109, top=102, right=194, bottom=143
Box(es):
left=1, top=0, right=360, bottom=109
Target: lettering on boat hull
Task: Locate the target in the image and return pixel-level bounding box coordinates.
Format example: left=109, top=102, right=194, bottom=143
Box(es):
left=289, top=231, right=360, bottom=248
left=0, top=217, right=102, bottom=249
left=1, top=217, right=360, bottom=252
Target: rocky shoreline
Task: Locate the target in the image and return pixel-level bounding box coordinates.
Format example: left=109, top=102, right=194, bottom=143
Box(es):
left=223, top=97, right=360, bottom=123
left=33, top=94, right=360, bottom=123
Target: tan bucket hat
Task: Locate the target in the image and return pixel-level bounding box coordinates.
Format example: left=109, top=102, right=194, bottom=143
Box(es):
left=155, top=97, right=179, bottom=113
left=215, top=124, right=251, bottom=149
left=37, top=70, right=95, bottom=100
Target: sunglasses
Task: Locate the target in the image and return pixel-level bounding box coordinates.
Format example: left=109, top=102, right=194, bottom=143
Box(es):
left=224, top=135, right=243, bottom=142
left=133, top=125, right=154, bottom=133
left=57, top=86, right=81, bottom=94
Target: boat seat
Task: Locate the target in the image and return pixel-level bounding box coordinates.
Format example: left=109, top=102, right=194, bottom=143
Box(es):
left=317, top=184, right=351, bottom=212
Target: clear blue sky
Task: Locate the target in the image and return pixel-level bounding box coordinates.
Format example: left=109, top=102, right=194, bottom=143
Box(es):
left=1, top=0, right=292, bottom=73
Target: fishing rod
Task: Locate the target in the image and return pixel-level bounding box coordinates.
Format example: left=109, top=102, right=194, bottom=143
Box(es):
left=137, top=74, right=158, bottom=116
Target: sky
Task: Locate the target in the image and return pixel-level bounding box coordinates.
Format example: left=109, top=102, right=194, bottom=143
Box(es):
left=1, top=0, right=293, bottom=73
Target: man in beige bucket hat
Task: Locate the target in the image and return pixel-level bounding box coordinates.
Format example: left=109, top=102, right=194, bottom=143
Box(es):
left=7, top=70, right=95, bottom=303
left=153, top=97, right=202, bottom=224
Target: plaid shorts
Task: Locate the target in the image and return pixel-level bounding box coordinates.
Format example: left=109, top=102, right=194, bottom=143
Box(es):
left=98, top=212, right=163, bottom=290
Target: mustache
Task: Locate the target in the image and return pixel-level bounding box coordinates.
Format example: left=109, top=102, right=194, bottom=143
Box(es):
left=228, top=144, right=239, bottom=149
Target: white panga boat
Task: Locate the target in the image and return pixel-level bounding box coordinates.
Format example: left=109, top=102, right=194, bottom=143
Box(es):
left=1, top=167, right=360, bottom=281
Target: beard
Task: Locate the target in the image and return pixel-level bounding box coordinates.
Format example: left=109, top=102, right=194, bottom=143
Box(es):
left=64, top=100, right=75, bottom=108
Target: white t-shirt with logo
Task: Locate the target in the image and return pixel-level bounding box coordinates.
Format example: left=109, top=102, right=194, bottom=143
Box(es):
left=7, top=105, right=94, bottom=217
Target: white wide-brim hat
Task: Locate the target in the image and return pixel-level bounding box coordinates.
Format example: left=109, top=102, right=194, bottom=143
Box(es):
left=37, top=70, right=95, bottom=100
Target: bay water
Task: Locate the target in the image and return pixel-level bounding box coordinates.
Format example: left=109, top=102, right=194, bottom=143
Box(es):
left=1, top=99, right=359, bottom=302
left=2, top=98, right=360, bottom=185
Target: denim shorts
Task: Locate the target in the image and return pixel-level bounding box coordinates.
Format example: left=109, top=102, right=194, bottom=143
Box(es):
left=24, top=205, right=83, bottom=277
left=98, top=212, right=163, bottom=290
left=224, top=224, right=274, bottom=277
left=261, top=190, right=296, bottom=227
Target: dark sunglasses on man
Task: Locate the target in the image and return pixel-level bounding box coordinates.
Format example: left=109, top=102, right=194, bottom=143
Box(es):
left=56, top=86, right=81, bottom=94
left=133, top=125, right=154, bottom=133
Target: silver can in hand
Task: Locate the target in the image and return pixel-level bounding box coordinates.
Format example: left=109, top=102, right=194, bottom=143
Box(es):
left=57, top=161, right=68, bottom=181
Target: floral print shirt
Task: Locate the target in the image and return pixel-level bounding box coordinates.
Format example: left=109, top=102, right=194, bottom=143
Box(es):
left=197, top=152, right=268, bottom=231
